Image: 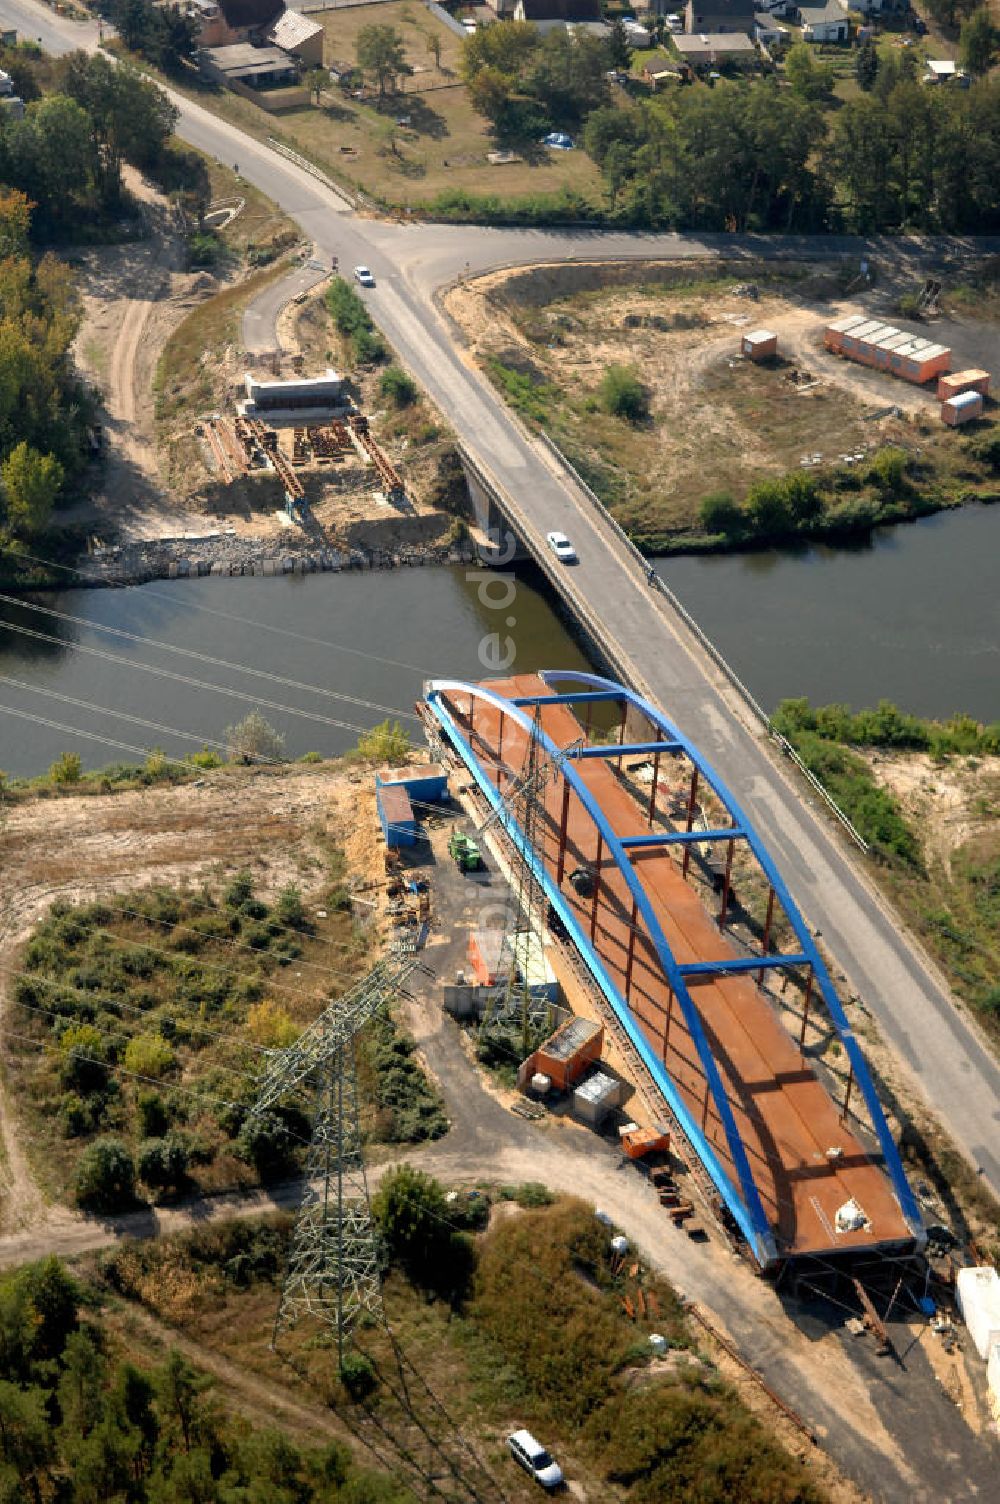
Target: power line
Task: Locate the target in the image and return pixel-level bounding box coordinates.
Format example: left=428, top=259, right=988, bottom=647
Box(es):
left=0, top=674, right=266, bottom=765
left=5, top=547, right=436, bottom=679
left=0, top=591, right=420, bottom=723
left=0, top=621, right=380, bottom=735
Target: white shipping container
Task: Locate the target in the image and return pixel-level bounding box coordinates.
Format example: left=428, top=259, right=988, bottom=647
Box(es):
left=988, top=1341, right=1000, bottom=1417
left=956, top=1266, right=1000, bottom=1360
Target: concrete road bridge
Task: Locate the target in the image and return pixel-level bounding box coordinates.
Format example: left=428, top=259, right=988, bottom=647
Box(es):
left=4, top=0, right=998, bottom=1202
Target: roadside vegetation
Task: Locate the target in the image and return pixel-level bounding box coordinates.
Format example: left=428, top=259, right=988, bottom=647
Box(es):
left=773, top=698, right=1000, bottom=1050
left=95, top=1186, right=827, bottom=1502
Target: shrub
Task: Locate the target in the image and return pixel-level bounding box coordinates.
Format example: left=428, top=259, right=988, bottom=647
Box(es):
left=340, top=1352, right=378, bottom=1400
left=50, top=751, right=82, bottom=785
left=75, top=1137, right=136, bottom=1211
left=698, top=490, right=745, bottom=537
left=138, top=1136, right=189, bottom=1193
left=123, top=1035, right=177, bottom=1081
left=59, top=1025, right=109, bottom=1095
left=500, top=1181, right=554, bottom=1208
left=744, top=478, right=792, bottom=536
left=600, top=364, right=649, bottom=422
left=237, top=1112, right=296, bottom=1181
left=275, top=884, right=307, bottom=930
left=246, top=999, right=298, bottom=1049
left=373, top=1166, right=473, bottom=1300
left=137, top=1089, right=170, bottom=1138
left=224, top=872, right=254, bottom=910
left=379, top=365, right=417, bottom=407
left=867, top=446, right=909, bottom=496
left=352, top=719, right=410, bottom=764
left=225, top=711, right=286, bottom=765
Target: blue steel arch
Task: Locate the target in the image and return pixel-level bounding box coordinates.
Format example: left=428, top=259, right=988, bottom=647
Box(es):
left=426, top=676, right=777, bottom=1265
left=539, top=671, right=923, bottom=1242
left=424, top=673, right=923, bottom=1266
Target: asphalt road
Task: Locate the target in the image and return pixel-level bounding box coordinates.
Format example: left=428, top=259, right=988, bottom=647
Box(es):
left=6, top=0, right=1000, bottom=1201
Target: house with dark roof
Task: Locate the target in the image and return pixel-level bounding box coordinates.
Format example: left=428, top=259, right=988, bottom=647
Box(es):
left=192, top=0, right=284, bottom=49
left=684, top=0, right=756, bottom=32
left=513, top=0, right=605, bottom=23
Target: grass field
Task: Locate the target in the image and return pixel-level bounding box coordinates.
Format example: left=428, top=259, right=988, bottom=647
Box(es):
left=161, top=3, right=602, bottom=213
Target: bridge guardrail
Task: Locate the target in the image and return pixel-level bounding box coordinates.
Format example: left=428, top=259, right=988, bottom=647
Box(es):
left=536, top=431, right=870, bottom=855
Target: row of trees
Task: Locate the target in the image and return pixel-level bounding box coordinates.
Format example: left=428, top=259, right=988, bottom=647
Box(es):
left=105, top=0, right=198, bottom=74
left=0, top=52, right=184, bottom=547
left=583, top=71, right=1000, bottom=232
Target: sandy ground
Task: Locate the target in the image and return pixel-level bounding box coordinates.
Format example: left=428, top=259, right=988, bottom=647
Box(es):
left=863, top=749, right=1000, bottom=880
left=444, top=258, right=991, bottom=535
left=69, top=169, right=216, bottom=541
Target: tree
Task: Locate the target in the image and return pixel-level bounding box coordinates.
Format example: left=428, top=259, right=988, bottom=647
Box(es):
left=856, top=39, right=878, bottom=92
left=744, top=478, right=792, bottom=536
left=155, top=1350, right=208, bottom=1454
left=356, top=25, right=409, bottom=99
left=0, top=190, right=32, bottom=261
left=20, top=1258, right=79, bottom=1363
left=608, top=18, right=633, bottom=72
left=352, top=718, right=410, bottom=763
left=699, top=490, right=745, bottom=537
left=600, top=364, right=649, bottom=422
left=224, top=710, right=286, bottom=764
left=784, top=43, right=833, bottom=103
left=74, top=1138, right=136, bottom=1212
left=372, top=1165, right=473, bottom=1298
left=959, top=8, right=998, bottom=75
left=306, top=66, right=327, bottom=105
left=1, top=442, right=63, bottom=536
left=57, top=1328, right=106, bottom=1443
left=48, top=751, right=82, bottom=786
left=149, top=4, right=198, bottom=74
left=427, top=31, right=442, bottom=71
left=0, top=1380, right=53, bottom=1500
left=111, top=0, right=152, bottom=54
left=123, top=1035, right=176, bottom=1080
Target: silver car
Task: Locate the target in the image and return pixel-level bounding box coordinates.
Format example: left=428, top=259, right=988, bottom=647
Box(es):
left=354, top=265, right=375, bottom=287
left=507, top=1429, right=563, bottom=1489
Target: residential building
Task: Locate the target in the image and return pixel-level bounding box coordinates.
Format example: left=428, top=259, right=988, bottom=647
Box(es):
left=799, top=1, right=850, bottom=42
left=673, top=30, right=756, bottom=65
left=684, top=0, right=756, bottom=33
left=513, top=0, right=605, bottom=22
left=190, top=0, right=284, bottom=49
left=267, top=8, right=324, bottom=66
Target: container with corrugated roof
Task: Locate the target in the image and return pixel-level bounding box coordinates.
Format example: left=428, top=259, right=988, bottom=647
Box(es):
left=824, top=318, right=951, bottom=384
left=534, top=1016, right=603, bottom=1092
left=573, top=1068, right=628, bottom=1126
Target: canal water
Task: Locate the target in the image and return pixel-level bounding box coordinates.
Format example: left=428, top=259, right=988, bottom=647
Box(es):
left=656, top=504, right=1000, bottom=724
left=1, top=506, right=998, bottom=778
left=0, top=563, right=594, bottom=778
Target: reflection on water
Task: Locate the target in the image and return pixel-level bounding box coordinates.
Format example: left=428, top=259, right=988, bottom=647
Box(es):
left=656, top=506, right=1000, bottom=720
left=0, top=564, right=594, bottom=777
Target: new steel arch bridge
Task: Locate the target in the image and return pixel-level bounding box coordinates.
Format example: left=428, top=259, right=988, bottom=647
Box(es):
left=422, top=670, right=924, bottom=1272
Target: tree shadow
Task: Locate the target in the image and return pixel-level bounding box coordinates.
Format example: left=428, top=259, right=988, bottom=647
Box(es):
left=375, top=93, right=449, bottom=142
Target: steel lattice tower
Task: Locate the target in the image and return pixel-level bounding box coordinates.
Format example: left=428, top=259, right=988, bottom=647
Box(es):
left=248, top=954, right=420, bottom=1362
left=271, top=1041, right=382, bottom=1363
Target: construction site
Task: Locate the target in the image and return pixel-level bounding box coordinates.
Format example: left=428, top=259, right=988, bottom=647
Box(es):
left=197, top=368, right=407, bottom=527
left=415, top=670, right=930, bottom=1275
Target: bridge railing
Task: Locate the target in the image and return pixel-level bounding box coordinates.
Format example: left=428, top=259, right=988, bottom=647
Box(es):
left=536, top=431, right=871, bottom=855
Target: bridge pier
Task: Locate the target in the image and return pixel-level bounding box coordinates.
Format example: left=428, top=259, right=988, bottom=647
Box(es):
left=460, top=459, right=529, bottom=565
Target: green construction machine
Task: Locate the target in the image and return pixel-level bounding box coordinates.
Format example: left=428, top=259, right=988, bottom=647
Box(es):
left=448, top=830, right=482, bottom=873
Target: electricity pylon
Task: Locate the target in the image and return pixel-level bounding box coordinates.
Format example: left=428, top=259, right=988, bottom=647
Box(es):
left=477, top=721, right=582, bottom=1051
left=248, top=953, right=421, bottom=1363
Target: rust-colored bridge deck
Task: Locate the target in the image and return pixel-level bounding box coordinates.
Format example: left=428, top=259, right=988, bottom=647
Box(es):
left=441, top=675, right=911, bottom=1260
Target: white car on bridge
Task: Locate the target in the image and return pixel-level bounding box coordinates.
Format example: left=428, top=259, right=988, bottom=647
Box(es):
left=546, top=530, right=577, bottom=563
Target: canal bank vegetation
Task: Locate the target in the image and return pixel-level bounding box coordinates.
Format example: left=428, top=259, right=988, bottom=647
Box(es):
left=92, top=1190, right=833, bottom=1503
left=449, top=260, right=1000, bottom=554
left=773, top=699, right=1000, bottom=1053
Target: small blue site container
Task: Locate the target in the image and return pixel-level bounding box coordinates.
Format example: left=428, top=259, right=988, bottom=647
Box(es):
left=377, top=782, right=416, bottom=848
left=377, top=763, right=448, bottom=807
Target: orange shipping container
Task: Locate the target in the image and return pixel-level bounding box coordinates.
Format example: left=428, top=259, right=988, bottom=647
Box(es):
left=534, top=1016, right=603, bottom=1092
left=937, top=369, right=991, bottom=402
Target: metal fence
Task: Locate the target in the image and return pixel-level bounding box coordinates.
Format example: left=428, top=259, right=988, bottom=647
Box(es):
left=537, top=431, right=871, bottom=855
